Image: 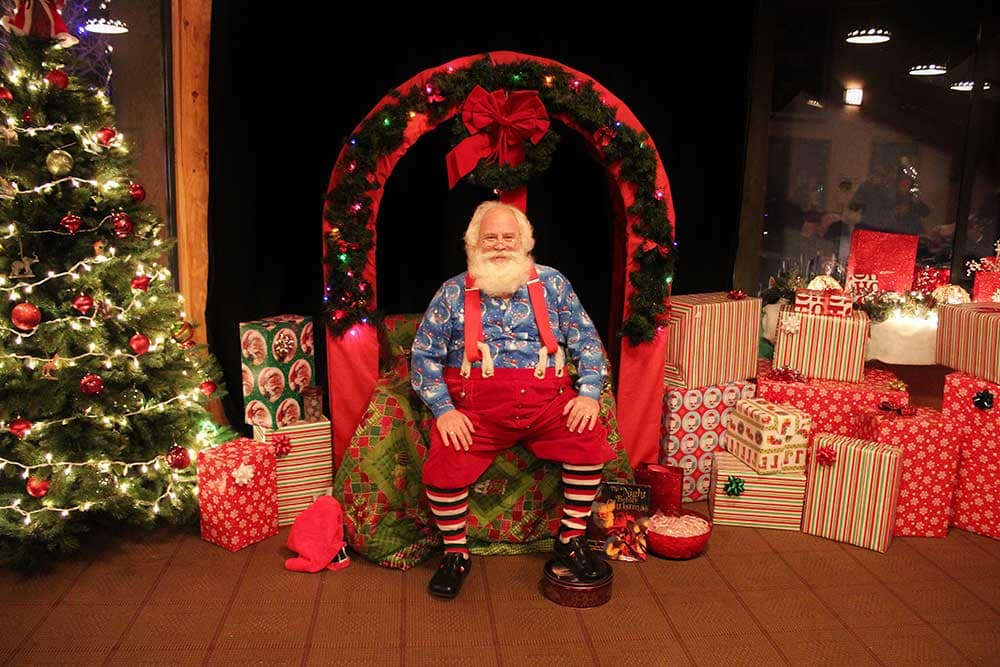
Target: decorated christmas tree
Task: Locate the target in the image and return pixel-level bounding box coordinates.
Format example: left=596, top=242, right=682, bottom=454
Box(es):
left=0, top=4, right=226, bottom=569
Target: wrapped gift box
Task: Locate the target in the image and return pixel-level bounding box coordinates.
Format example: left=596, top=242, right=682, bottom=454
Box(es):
left=846, top=273, right=879, bottom=302
left=772, top=306, right=870, bottom=382
left=951, top=421, right=1000, bottom=540
left=942, top=371, right=999, bottom=425
left=253, top=417, right=334, bottom=526
left=793, top=288, right=853, bottom=318
left=972, top=271, right=1000, bottom=304
left=756, top=359, right=910, bottom=437
left=634, top=463, right=684, bottom=515
left=913, top=266, right=951, bottom=296
left=239, top=314, right=316, bottom=429
left=197, top=438, right=279, bottom=552
left=660, top=380, right=757, bottom=502
left=856, top=406, right=960, bottom=537
left=846, top=229, right=918, bottom=293
left=936, top=303, right=1000, bottom=385
left=709, top=451, right=806, bottom=531
left=801, top=434, right=903, bottom=553
left=664, top=292, right=760, bottom=388
left=725, top=398, right=812, bottom=474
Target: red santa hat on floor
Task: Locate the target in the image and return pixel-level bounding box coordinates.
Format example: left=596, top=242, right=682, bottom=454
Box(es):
left=284, top=495, right=351, bottom=573
left=1, top=0, right=78, bottom=47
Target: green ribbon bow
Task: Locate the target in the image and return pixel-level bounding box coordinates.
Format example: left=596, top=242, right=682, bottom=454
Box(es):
left=724, top=475, right=745, bottom=497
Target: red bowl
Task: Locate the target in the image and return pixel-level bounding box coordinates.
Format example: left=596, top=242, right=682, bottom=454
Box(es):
left=645, top=509, right=712, bottom=560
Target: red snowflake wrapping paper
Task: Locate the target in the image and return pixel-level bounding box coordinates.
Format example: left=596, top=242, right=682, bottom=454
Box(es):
left=756, top=359, right=909, bottom=437
left=951, top=420, right=999, bottom=539
left=197, top=438, right=279, bottom=552
left=660, top=380, right=757, bottom=501
left=846, top=229, right=919, bottom=293
left=856, top=406, right=960, bottom=537
left=772, top=306, right=870, bottom=382
left=936, top=303, right=1000, bottom=385
left=942, top=371, right=1000, bottom=425
left=973, top=271, right=1000, bottom=304
left=793, top=288, right=853, bottom=318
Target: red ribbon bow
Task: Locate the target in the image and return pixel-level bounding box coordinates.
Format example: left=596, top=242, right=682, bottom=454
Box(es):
left=769, top=366, right=807, bottom=383
left=816, top=445, right=837, bottom=467
left=641, top=239, right=671, bottom=257
left=445, top=85, right=550, bottom=190
left=727, top=290, right=747, bottom=300
left=272, top=434, right=292, bottom=457
left=879, top=400, right=916, bottom=418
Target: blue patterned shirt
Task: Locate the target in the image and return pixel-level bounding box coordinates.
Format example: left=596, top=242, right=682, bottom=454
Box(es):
left=411, top=264, right=606, bottom=417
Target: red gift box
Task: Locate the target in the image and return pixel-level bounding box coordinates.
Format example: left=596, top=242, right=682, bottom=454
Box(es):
left=913, top=266, right=951, bottom=296
left=857, top=406, right=961, bottom=537
left=793, top=288, right=853, bottom=317
left=942, top=371, right=999, bottom=425
left=846, top=273, right=879, bottom=301
left=847, top=229, right=918, bottom=293
left=660, top=380, right=757, bottom=502
left=197, top=438, right=279, bottom=551
left=951, top=421, right=999, bottom=540
left=755, top=359, right=909, bottom=437
left=973, top=271, right=1000, bottom=304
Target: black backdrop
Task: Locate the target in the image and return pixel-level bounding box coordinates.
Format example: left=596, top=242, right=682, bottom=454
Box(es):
left=207, top=3, right=755, bottom=427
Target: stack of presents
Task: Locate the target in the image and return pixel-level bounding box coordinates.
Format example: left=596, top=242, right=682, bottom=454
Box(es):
left=197, top=315, right=335, bottom=551
left=661, top=231, right=1000, bottom=551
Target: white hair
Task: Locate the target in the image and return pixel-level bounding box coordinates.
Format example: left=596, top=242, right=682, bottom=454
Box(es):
left=463, top=201, right=535, bottom=253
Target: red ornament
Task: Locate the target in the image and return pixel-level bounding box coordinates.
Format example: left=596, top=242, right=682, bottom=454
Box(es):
left=95, top=126, right=116, bottom=146
left=128, top=182, right=146, bottom=202
left=11, top=302, right=41, bottom=331
left=272, top=434, right=292, bottom=457
left=130, top=274, right=151, bottom=291
left=0, top=86, right=12, bottom=101
left=111, top=213, right=133, bottom=238
left=71, top=293, right=94, bottom=314
left=199, top=380, right=217, bottom=397
left=21, top=108, right=31, bottom=124
left=45, top=69, right=69, bottom=90
left=60, top=212, right=83, bottom=234
left=26, top=477, right=50, bottom=498
left=332, top=310, right=347, bottom=321
left=80, top=373, right=104, bottom=395
left=8, top=417, right=32, bottom=439
left=165, top=445, right=190, bottom=470
left=129, top=333, right=150, bottom=355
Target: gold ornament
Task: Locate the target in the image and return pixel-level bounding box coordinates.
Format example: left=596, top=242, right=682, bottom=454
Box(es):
left=45, top=149, right=74, bottom=177
left=931, top=284, right=971, bottom=305
left=806, top=275, right=843, bottom=291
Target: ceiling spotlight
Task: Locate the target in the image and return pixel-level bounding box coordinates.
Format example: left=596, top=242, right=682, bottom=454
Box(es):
left=950, top=81, right=991, bottom=92
left=908, top=64, right=947, bottom=77
left=846, top=28, right=891, bottom=44
left=844, top=88, right=864, bottom=106
left=83, top=2, right=129, bottom=34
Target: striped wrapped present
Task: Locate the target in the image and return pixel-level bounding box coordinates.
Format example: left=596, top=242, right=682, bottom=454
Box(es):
left=253, top=417, right=334, bottom=526
left=664, top=292, right=760, bottom=388
left=709, top=451, right=806, bottom=531
left=936, top=303, right=1000, bottom=385
left=801, top=434, right=903, bottom=553
left=773, top=306, right=870, bottom=382
left=725, top=398, right=811, bottom=474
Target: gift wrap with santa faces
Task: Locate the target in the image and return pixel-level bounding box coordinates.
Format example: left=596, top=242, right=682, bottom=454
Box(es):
left=239, top=315, right=315, bottom=428
left=660, top=380, right=757, bottom=502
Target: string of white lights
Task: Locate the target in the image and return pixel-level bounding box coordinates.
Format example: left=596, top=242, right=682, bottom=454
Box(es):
left=1, top=478, right=182, bottom=525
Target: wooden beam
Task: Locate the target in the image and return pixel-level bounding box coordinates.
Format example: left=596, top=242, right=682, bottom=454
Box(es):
left=172, top=0, right=226, bottom=424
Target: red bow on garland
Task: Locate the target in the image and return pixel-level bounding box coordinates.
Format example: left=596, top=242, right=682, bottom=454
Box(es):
left=445, top=85, right=550, bottom=190
left=879, top=400, right=916, bottom=418
left=641, top=239, right=672, bottom=258
left=816, top=445, right=837, bottom=467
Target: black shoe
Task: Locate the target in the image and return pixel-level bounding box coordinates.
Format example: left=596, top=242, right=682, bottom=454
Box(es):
left=428, top=552, right=471, bottom=599
left=553, top=536, right=606, bottom=582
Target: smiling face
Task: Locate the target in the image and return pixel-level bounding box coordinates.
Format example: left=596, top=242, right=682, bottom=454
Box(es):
left=477, top=208, right=522, bottom=266
left=467, top=206, right=532, bottom=297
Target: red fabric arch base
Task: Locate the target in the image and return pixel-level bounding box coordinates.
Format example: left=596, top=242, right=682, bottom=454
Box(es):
left=322, top=51, right=674, bottom=469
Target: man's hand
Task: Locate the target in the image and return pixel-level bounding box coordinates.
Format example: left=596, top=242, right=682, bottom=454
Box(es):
left=563, top=396, right=600, bottom=433
left=436, top=409, right=475, bottom=451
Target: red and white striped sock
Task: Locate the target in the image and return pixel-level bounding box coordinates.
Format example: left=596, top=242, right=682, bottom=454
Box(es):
left=425, top=485, right=470, bottom=558
left=558, top=463, right=603, bottom=543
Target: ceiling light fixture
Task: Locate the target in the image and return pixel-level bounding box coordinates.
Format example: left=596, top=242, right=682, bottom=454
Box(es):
left=83, top=1, right=129, bottom=35
left=846, top=28, right=891, bottom=44
left=950, top=81, right=991, bottom=92
left=908, top=64, right=947, bottom=76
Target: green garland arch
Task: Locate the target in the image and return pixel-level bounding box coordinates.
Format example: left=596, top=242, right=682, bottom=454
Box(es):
left=322, top=57, right=676, bottom=343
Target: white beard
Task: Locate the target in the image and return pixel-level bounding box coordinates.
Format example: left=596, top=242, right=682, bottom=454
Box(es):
left=468, top=248, right=532, bottom=297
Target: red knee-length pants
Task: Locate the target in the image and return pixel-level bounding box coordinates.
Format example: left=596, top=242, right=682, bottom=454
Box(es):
left=421, top=367, right=616, bottom=489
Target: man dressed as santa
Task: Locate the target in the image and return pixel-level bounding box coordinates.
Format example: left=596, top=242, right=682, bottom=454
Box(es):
left=412, top=200, right=614, bottom=599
